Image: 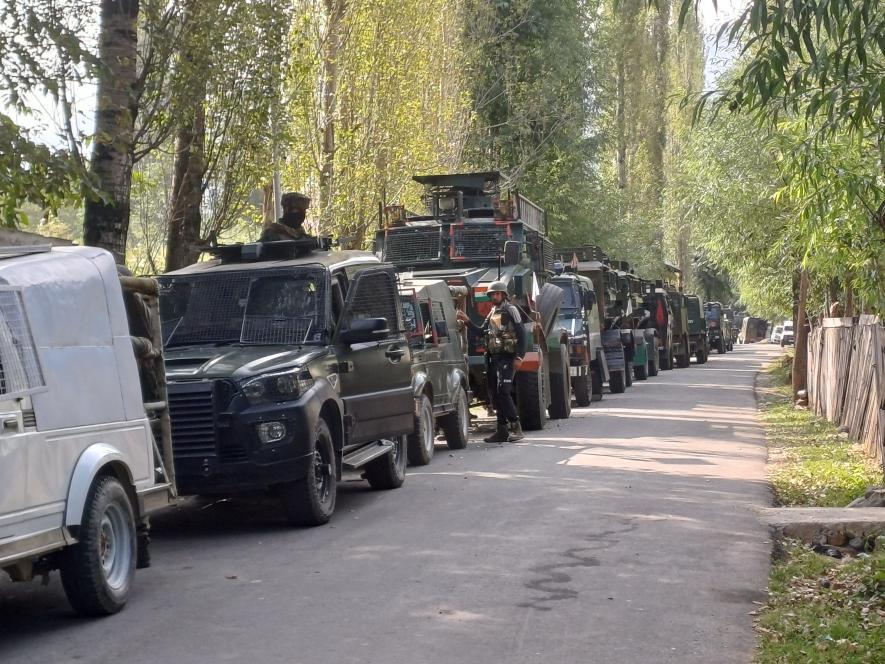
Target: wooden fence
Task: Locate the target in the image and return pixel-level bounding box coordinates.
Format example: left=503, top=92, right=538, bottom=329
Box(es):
left=807, top=315, right=885, bottom=471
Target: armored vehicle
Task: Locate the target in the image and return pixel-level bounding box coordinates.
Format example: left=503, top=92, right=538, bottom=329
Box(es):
left=549, top=267, right=605, bottom=405
left=642, top=281, right=675, bottom=370
left=722, top=306, right=737, bottom=350
left=665, top=286, right=692, bottom=368
left=685, top=295, right=709, bottom=364
left=374, top=172, right=569, bottom=430
left=609, top=260, right=655, bottom=381
left=0, top=245, right=175, bottom=616
left=159, top=239, right=414, bottom=527
left=399, top=277, right=471, bottom=464
left=705, top=301, right=728, bottom=354
left=557, top=246, right=628, bottom=393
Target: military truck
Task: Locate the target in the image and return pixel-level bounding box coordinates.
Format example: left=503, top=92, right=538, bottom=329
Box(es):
left=722, top=306, right=737, bottom=350
left=609, top=260, right=655, bottom=381
left=685, top=295, right=709, bottom=364
left=374, top=172, right=569, bottom=430
left=159, top=238, right=414, bottom=527
left=665, top=286, right=692, bottom=368
left=557, top=246, right=629, bottom=393
left=705, top=301, right=728, bottom=354
left=398, top=277, right=471, bottom=464
left=642, top=281, right=675, bottom=370
left=549, top=267, right=605, bottom=405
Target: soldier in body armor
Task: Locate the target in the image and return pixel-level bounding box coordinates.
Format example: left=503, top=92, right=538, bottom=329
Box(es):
left=457, top=281, right=526, bottom=442
left=260, top=192, right=311, bottom=242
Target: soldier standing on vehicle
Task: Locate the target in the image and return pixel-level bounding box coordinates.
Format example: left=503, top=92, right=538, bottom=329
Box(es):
left=260, top=192, right=311, bottom=242
left=457, top=281, right=526, bottom=443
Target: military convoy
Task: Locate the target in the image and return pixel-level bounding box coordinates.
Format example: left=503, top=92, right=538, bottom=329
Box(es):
left=0, top=170, right=740, bottom=617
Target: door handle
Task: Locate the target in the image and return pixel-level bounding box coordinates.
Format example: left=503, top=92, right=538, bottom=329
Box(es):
left=385, top=346, right=406, bottom=361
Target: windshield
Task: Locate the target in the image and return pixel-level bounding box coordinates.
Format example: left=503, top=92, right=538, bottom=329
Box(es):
left=159, top=268, right=327, bottom=347
left=552, top=281, right=581, bottom=315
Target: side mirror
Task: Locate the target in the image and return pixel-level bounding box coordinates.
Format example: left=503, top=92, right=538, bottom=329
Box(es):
left=339, top=317, right=389, bottom=344
left=503, top=240, right=521, bottom=266
left=583, top=291, right=596, bottom=309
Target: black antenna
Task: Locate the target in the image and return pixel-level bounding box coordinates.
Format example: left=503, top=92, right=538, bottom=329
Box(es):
left=497, top=253, right=502, bottom=279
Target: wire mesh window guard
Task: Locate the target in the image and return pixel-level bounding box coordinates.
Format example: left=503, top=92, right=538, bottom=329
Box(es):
left=0, top=290, right=45, bottom=398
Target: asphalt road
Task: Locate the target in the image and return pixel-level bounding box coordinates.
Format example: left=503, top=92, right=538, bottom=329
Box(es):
left=0, top=345, right=778, bottom=664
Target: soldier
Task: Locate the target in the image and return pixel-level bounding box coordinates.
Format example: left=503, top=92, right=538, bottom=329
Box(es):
left=456, top=281, right=526, bottom=443
left=260, top=192, right=311, bottom=242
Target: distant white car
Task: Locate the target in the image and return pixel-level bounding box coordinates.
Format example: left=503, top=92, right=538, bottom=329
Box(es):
left=771, top=325, right=783, bottom=343
left=781, top=320, right=795, bottom=346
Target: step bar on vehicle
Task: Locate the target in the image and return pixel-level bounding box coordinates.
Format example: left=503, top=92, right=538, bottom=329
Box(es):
left=342, top=439, right=396, bottom=470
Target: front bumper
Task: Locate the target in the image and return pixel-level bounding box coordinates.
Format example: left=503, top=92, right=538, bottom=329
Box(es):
left=168, top=380, right=320, bottom=495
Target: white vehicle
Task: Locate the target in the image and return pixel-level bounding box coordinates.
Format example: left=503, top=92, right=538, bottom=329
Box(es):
left=781, top=320, right=795, bottom=346
left=771, top=325, right=783, bottom=343
left=0, top=245, right=174, bottom=615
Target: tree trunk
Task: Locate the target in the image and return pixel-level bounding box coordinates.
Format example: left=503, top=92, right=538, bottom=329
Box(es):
left=616, top=49, right=627, bottom=189
left=319, top=0, right=345, bottom=231
left=792, top=268, right=810, bottom=400
left=165, top=102, right=206, bottom=271
left=82, top=0, right=139, bottom=263
left=647, top=2, right=670, bottom=204
left=262, top=182, right=275, bottom=226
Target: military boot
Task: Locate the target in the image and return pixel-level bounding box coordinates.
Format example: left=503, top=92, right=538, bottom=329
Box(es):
left=484, top=425, right=509, bottom=443
left=507, top=420, right=524, bottom=442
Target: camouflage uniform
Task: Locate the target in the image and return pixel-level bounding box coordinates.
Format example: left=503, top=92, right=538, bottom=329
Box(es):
left=260, top=192, right=311, bottom=242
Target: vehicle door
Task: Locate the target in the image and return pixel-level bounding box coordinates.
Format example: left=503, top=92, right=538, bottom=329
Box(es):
left=335, top=266, right=413, bottom=444
left=426, top=297, right=455, bottom=407
left=0, top=289, right=47, bottom=539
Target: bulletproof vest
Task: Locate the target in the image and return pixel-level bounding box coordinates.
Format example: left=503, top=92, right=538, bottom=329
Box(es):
left=485, top=304, right=520, bottom=355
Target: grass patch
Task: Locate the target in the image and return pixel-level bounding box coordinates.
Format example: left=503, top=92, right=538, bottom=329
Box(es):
left=759, top=355, right=882, bottom=507
left=756, top=543, right=885, bottom=663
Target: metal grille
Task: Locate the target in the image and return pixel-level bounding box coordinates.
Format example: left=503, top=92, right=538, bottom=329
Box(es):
left=542, top=238, right=554, bottom=272
left=450, top=224, right=507, bottom=260
left=383, top=227, right=442, bottom=265
left=160, top=268, right=326, bottom=347
left=168, top=384, right=217, bottom=457
left=343, top=271, right=400, bottom=333
left=0, top=290, right=44, bottom=398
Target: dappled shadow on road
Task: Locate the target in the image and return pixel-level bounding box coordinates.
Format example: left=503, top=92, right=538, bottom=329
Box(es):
left=0, top=346, right=779, bottom=664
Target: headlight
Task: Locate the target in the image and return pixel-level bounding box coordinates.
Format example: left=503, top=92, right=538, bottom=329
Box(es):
left=241, top=368, right=314, bottom=405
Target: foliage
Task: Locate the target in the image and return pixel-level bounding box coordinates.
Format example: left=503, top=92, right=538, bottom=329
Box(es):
left=284, top=0, right=471, bottom=246
left=759, top=365, right=882, bottom=507
left=0, top=114, right=82, bottom=226
left=757, top=543, right=885, bottom=663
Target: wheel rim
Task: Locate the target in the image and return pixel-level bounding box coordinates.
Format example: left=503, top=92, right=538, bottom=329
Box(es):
left=99, top=501, right=132, bottom=592
left=313, top=441, right=333, bottom=505
left=457, top=390, right=469, bottom=441
left=420, top=400, right=435, bottom=457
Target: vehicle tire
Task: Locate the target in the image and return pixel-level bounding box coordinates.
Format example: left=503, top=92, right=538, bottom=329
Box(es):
left=407, top=394, right=435, bottom=466
left=677, top=348, right=690, bottom=369
left=718, top=339, right=726, bottom=354
left=517, top=369, right=546, bottom=431
left=60, top=475, right=137, bottom=616
left=548, top=345, right=571, bottom=420
left=280, top=419, right=337, bottom=526
left=625, top=359, right=633, bottom=387
left=609, top=369, right=626, bottom=394
left=365, top=435, right=406, bottom=490
left=573, top=373, right=592, bottom=407
left=634, top=361, right=648, bottom=381
left=696, top=348, right=706, bottom=364
left=441, top=385, right=470, bottom=450
left=647, top=352, right=659, bottom=377
left=590, top=363, right=604, bottom=402
left=660, top=347, right=673, bottom=370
